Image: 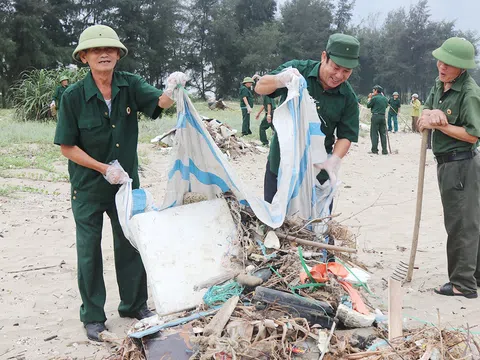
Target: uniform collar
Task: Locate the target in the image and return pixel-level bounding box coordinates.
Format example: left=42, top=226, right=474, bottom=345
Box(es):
left=308, top=61, right=346, bottom=95
left=435, top=71, right=468, bottom=92
left=84, top=71, right=129, bottom=101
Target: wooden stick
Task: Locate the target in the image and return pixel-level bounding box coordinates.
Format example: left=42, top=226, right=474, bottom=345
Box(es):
left=344, top=351, right=382, bottom=359
left=388, top=278, right=403, bottom=341
left=275, top=232, right=357, bottom=253
left=203, top=295, right=239, bottom=337
left=7, top=260, right=65, bottom=274
left=385, top=116, right=393, bottom=154
left=406, top=130, right=428, bottom=282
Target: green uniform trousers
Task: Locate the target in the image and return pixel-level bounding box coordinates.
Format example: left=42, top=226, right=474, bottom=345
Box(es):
left=259, top=113, right=274, bottom=145
left=437, top=154, right=480, bottom=293
left=241, top=109, right=252, bottom=135
left=72, top=199, right=148, bottom=324
left=370, top=114, right=388, bottom=154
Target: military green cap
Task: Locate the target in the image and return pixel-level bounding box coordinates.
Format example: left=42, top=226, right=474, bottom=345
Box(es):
left=432, top=37, right=476, bottom=69
left=326, top=33, right=360, bottom=69
left=242, top=77, right=254, bottom=84
left=72, top=25, right=128, bottom=62
left=392, top=91, right=399, bottom=96
left=59, top=75, right=69, bottom=82
left=373, top=84, right=383, bottom=92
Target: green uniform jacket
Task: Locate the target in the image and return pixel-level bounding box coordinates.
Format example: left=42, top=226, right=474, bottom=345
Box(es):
left=424, top=71, right=480, bottom=155
left=388, top=98, right=401, bottom=114
left=411, top=99, right=421, bottom=116
left=53, top=85, right=69, bottom=109
left=263, top=95, right=276, bottom=113
left=239, top=85, right=254, bottom=109
left=54, top=71, right=163, bottom=203
left=267, top=60, right=359, bottom=182
left=367, top=94, right=388, bottom=114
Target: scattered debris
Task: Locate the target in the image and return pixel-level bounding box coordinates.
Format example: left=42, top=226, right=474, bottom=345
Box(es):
left=43, top=335, right=57, bottom=341
left=151, top=117, right=261, bottom=159
left=103, top=193, right=480, bottom=360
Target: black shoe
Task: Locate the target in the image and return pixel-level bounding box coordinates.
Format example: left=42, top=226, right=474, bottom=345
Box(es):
left=120, top=305, right=155, bottom=320
left=84, top=322, right=107, bottom=342
left=434, top=282, right=478, bottom=299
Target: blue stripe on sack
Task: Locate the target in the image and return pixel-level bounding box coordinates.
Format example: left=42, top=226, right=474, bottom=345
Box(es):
left=291, top=146, right=309, bottom=199
left=132, top=189, right=147, bottom=216
left=309, top=122, right=324, bottom=136
left=165, top=200, right=177, bottom=209
left=286, top=97, right=300, bottom=201
left=182, top=104, right=241, bottom=192
left=168, top=159, right=230, bottom=192
left=176, top=111, right=187, bottom=128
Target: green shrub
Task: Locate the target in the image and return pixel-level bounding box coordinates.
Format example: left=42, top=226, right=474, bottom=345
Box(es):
left=9, top=67, right=89, bottom=122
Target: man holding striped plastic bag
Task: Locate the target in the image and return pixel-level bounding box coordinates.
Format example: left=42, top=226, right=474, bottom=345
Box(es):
left=255, top=33, right=361, bottom=253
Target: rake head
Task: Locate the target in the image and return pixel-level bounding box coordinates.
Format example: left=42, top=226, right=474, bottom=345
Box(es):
left=392, top=261, right=409, bottom=282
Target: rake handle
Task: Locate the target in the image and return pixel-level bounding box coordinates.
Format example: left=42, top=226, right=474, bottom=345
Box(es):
left=406, top=130, right=429, bottom=282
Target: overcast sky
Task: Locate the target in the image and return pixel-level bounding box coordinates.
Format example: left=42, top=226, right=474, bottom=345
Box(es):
left=277, top=0, right=480, bottom=35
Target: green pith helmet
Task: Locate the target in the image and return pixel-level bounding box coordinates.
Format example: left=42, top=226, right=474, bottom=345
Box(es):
left=373, top=84, right=383, bottom=93
left=392, top=91, right=399, bottom=96
left=72, top=25, right=128, bottom=62
left=432, top=37, right=477, bottom=69
left=326, top=33, right=360, bottom=69
left=242, top=77, right=254, bottom=84
left=59, top=75, right=69, bottom=82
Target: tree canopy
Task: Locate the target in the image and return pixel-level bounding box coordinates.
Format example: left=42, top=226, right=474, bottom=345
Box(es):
left=0, top=0, right=478, bottom=105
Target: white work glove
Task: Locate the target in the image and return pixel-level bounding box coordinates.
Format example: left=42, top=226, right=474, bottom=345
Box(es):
left=274, top=67, right=301, bottom=88
left=103, top=160, right=130, bottom=185
left=314, top=154, right=342, bottom=185
left=246, top=105, right=252, bottom=114
left=266, top=114, right=272, bottom=123
left=164, top=71, right=188, bottom=100
left=50, top=100, right=56, bottom=108
left=252, top=74, right=261, bottom=81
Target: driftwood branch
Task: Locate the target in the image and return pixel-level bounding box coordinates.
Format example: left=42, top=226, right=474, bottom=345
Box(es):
left=275, top=232, right=357, bottom=253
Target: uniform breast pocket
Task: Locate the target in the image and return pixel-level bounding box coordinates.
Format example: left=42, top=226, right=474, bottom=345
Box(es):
left=446, top=113, right=458, bottom=126
left=78, top=115, right=103, bottom=131
left=77, top=112, right=106, bottom=150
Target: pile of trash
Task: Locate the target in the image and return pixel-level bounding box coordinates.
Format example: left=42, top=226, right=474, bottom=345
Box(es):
left=104, top=193, right=480, bottom=359
left=107, top=193, right=385, bottom=359
left=151, top=117, right=265, bottom=159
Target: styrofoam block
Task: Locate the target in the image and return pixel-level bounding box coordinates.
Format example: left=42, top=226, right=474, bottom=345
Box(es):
left=129, top=198, right=238, bottom=314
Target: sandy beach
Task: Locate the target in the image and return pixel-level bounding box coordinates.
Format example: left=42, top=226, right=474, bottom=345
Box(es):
left=0, top=129, right=477, bottom=359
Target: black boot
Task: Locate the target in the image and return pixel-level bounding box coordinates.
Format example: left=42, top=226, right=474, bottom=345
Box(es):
left=84, top=322, right=107, bottom=342
left=120, top=304, right=155, bottom=320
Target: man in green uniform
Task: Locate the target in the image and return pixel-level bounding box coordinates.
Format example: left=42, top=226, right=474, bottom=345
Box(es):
left=54, top=25, right=186, bottom=341
left=417, top=37, right=480, bottom=299
left=239, top=77, right=255, bottom=136
left=387, top=91, right=401, bottom=133
left=254, top=33, right=360, bottom=205
left=255, top=95, right=276, bottom=146
left=50, top=75, right=70, bottom=117
left=367, top=85, right=389, bottom=155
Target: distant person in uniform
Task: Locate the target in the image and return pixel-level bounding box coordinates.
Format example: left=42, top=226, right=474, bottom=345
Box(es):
left=367, top=85, right=389, bottom=155
left=50, top=75, right=70, bottom=117
left=410, top=93, right=421, bottom=132
left=255, top=95, right=276, bottom=146
left=387, top=91, right=401, bottom=133
left=417, top=37, right=480, bottom=299
left=239, top=76, right=256, bottom=136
